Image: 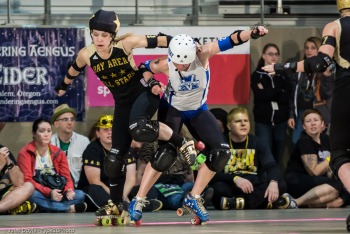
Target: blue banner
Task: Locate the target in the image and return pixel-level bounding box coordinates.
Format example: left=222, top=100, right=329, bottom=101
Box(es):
left=0, top=27, right=85, bottom=122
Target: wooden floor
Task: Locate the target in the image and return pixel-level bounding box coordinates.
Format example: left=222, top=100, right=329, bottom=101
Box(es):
left=1, top=208, right=350, bottom=234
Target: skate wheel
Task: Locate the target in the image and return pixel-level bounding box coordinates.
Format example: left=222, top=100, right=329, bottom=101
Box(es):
left=101, top=217, right=112, bottom=226
left=134, top=220, right=141, bottom=226
left=197, top=154, right=206, bottom=164
left=190, top=216, right=201, bottom=225
left=177, top=208, right=185, bottom=216
left=111, top=218, right=119, bottom=226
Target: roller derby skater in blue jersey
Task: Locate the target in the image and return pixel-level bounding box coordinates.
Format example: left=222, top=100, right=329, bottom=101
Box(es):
left=129, top=26, right=268, bottom=225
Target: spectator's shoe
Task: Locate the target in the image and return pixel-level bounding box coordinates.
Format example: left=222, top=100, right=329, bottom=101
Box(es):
left=202, top=187, right=214, bottom=207
left=179, top=140, right=197, bottom=166
left=9, top=201, right=36, bottom=215
left=182, top=193, right=209, bottom=222
left=95, top=199, right=122, bottom=216
left=143, top=199, right=163, bottom=212
left=220, top=197, right=245, bottom=210
left=272, top=193, right=298, bottom=209
left=75, top=202, right=87, bottom=213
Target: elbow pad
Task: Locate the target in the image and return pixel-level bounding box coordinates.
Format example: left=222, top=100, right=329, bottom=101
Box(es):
left=304, top=52, right=333, bottom=74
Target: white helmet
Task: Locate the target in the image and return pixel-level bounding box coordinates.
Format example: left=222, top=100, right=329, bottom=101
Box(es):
left=168, top=34, right=196, bottom=64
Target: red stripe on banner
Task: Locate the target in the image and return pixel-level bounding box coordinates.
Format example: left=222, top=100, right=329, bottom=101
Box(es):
left=208, top=54, right=250, bottom=105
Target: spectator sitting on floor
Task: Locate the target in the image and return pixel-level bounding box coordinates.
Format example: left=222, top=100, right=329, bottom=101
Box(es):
left=284, top=109, right=350, bottom=208
left=210, top=107, right=290, bottom=210
left=51, top=104, right=90, bottom=188
left=17, top=118, right=87, bottom=213
left=0, top=143, right=36, bottom=215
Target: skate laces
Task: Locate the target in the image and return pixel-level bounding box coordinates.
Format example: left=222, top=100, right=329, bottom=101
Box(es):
left=134, top=197, right=149, bottom=211
left=179, top=140, right=197, bottom=166
left=186, top=194, right=207, bottom=215
left=195, top=197, right=207, bottom=215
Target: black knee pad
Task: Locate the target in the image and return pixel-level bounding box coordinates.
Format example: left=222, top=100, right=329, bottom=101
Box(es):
left=330, top=149, right=350, bottom=178
left=206, top=144, right=231, bottom=172
left=104, top=149, right=125, bottom=179
left=129, top=117, right=159, bottom=143
left=151, top=143, right=177, bottom=172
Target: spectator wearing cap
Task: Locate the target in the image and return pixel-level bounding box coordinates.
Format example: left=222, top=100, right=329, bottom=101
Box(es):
left=77, top=115, right=137, bottom=211
left=50, top=104, right=89, bottom=188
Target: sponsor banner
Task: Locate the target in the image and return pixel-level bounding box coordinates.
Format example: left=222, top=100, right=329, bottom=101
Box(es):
left=0, top=27, right=85, bottom=122
left=86, top=26, right=250, bottom=106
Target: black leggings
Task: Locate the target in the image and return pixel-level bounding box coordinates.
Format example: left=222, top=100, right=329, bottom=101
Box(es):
left=109, top=90, right=159, bottom=203
left=157, top=100, right=226, bottom=151
left=111, top=90, right=160, bottom=157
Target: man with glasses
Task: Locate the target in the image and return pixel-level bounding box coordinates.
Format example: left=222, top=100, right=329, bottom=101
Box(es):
left=51, top=104, right=90, bottom=188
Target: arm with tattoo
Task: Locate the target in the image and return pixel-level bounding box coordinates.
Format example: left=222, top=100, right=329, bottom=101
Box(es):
left=301, top=154, right=329, bottom=176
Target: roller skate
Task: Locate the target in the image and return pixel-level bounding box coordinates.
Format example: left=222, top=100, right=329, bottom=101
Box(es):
left=128, top=197, right=149, bottom=225
left=269, top=193, right=298, bottom=209
left=190, top=141, right=207, bottom=171
left=220, top=196, right=245, bottom=210
left=177, top=193, right=209, bottom=225
left=94, top=200, right=130, bottom=226
left=9, top=201, right=37, bottom=215
left=179, top=139, right=197, bottom=166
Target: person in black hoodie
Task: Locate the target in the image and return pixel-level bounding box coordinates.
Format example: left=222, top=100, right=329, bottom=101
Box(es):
left=210, top=107, right=289, bottom=210
left=251, top=43, right=291, bottom=164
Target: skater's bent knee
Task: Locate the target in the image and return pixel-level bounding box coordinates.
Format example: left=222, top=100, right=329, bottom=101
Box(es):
left=151, top=143, right=177, bottom=172
left=206, top=147, right=231, bottom=172
left=129, top=118, right=159, bottom=142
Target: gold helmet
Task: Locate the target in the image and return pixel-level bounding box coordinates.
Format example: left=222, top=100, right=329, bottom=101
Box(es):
left=96, top=115, right=113, bottom=129
left=337, top=0, right=350, bottom=12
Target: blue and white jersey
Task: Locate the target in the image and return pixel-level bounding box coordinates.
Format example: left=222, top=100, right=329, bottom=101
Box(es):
left=164, top=56, right=210, bottom=111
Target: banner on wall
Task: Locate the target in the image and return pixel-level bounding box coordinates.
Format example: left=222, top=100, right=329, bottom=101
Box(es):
left=0, top=27, right=85, bottom=122
left=86, top=26, right=250, bottom=107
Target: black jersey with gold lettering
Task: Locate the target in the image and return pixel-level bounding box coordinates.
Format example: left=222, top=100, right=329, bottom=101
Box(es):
left=87, top=42, right=145, bottom=106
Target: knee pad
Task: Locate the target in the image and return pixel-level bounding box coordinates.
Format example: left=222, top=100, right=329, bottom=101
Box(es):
left=206, top=145, right=231, bottom=172
left=151, top=143, right=177, bottom=172
left=330, top=149, right=350, bottom=178
left=129, top=117, right=159, bottom=143
left=104, top=149, right=125, bottom=179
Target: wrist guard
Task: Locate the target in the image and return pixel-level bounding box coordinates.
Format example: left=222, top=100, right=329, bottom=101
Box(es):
left=139, top=62, right=154, bottom=74
left=274, top=62, right=297, bottom=74
left=146, top=32, right=173, bottom=48
left=157, top=32, right=173, bottom=48
left=250, top=26, right=264, bottom=39
left=147, top=77, right=161, bottom=89
left=55, top=80, right=70, bottom=93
